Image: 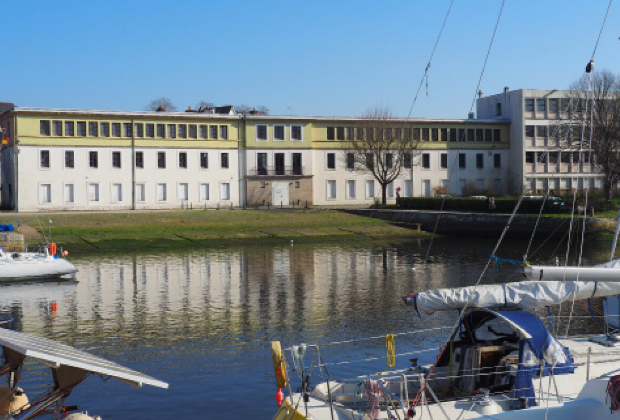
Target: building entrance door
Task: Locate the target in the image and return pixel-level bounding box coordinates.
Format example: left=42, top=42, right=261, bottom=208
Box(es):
left=272, top=181, right=289, bottom=206
left=422, top=180, right=431, bottom=197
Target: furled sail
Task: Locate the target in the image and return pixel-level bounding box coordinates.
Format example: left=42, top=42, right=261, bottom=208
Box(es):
left=403, top=280, right=620, bottom=312
left=524, top=259, right=620, bottom=282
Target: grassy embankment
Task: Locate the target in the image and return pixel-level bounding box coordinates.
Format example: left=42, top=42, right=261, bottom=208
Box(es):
left=8, top=209, right=429, bottom=252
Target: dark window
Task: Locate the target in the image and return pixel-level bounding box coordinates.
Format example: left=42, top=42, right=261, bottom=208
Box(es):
left=178, top=124, right=187, bottom=139
left=496, top=103, right=502, bottom=116
left=476, top=153, right=484, bottom=169
left=101, top=122, right=110, bottom=137
left=89, top=151, right=98, bottom=168
left=292, top=126, right=302, bottom=141
left=440, top=128, right=447, bottom=141
left=135, top=123, right=144, bottom=137
left=525, top=99, right=534, bottom=111
left=146, top=124, right=155, bottom=138
left=365, top=127, right=374, bottom=141
left=404, top=128, right=412, bottom=141
left=494, top=154, right=501, bottom=168
left=525, top=126, right=535, bottom=137
left=525, top=152, right=535, bottom=163
left=209, top=125, right=217, bottom=139
left=422, top=128, right=429, bottom=141
left=158, top=152, right=166, bottom=168
left=40, top=121, right=50, bottom=136
left=275, top=153, right=285, bottom=175
left=394, top=128, right=402, bottom=140
left=135, top=152, right=144, bottom=168
left=65, top=150, right=74, bottom=168
left=77, top=121, right=87, bottom=136
left=89, top=122, right=98, bottom=137
left=475, top=129, right=483, bottom=142
left=485, top=129, right=492, bottom=142
left=561, top=152, right=570, bottom=163
left=111, top=123, right=121, bottom=137
left=561, top=98, right=571, bottom=112
left=356, top=126, right=364, bottom=140
left=422, top=153, right=430, bottom=169
left=467, top=129, right=474, bottom=142
left=200, top=152, right=208, bottom=169
left=549, top=99, right=559, bottom=112
left=327, top=127, right=335, bottom=140
left=157, top=124, right=165, bottom=138
left=386, top=153, right=393, bottom=168
left=458, top=128, right=466, bottom=142
left=292, top=153, right=302, bottom=175
left=112, top=151, right=121, bottom=168
left=168, top=124, right=176, bottom=138
left=548, top=152, right=558, bottom=163
left=493, top=129, right=501, bottom=142
left=40, top=150, right=50, bottom=168
left=346, top=127, right=355, bottom=140
left=179, top=152, right=187, bottom=168
left=412, top=128, right=420, bottom=141
left=537, top=126, right=547, bottom=137
left=431, top=128, right=438, bottom=141
left=536, top=99, right=546, bottom=112
left=274, top=125, right=285, bottom=140
left=257, top=125, right=267, bottom=140
left=366, top=153, right=374, bottom=170
left=65, top=121, right=74, bottom=136
left=199, top=125, right=207, bottom=139
left=346, top=153, right=355, bottom=170
left=440, top=153, right=448, bottom=169
left=537, top=152, right=547, bottom=163
left=459, top=153, right=466, bottom=169
left=449, top=129, right=456, bottom=142
left=124, top=123, right=132, bottom=137
left=221, top=153, right=229, bottom=168
left=327, top=153, right=336, bottom=169
left=257, top=153, right=267, bottom=174
left=188, top=125, right=197, bottom=139
left=336, top=127, right=345, bottom=140
left=220, top=125, right=228, bottom=139
left=403, top=153, right=412, bottom=169
left=52, top=121, right=62, bottom=136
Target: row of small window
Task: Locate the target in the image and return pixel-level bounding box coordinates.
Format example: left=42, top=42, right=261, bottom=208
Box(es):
left=324, top=179, right=405, bottom=200
left=255, top=125, right=303, bottom=141
left=325, top=152, right=502, bottom=170
left=325, top=126, right=502, bottom=142
left=39, top=120, right=229, bottom=140
left=524, top=98, right=592, bottom=113
left=38, top=182, right=231, bottom=205
left=40, top=150, right=230, bottom=170
left=525, top=151, right=592, bottom=164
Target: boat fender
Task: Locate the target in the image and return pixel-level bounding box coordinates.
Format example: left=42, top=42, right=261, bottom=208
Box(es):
left=63, top=250, right=69, bottom=257
left=271, top=341, right=288, bottom=388
left=606, top=374, right=620, bottom=410
left=64, top=414, right=101, bottom=420
left=48, top=243, right=57, bottom=256
left=0, top=386, right=30, bottom=416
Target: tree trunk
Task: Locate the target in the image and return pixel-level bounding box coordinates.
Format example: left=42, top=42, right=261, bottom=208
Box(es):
left=381, top=183, right=387, bottom=205
left=605, top=178, right=613, bottom=201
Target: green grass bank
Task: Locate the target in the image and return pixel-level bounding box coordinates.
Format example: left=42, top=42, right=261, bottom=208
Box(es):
left=7, top=209, right=429, bottom=252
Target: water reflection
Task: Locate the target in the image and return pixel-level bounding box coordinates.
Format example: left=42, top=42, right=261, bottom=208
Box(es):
left=0, top=237, right=614, bottom=419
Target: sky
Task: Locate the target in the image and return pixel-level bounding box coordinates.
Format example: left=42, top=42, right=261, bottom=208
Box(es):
left=3, top=0, right=619, bottom=118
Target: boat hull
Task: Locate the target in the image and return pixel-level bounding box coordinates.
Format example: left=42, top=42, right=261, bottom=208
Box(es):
left=0, top=252, right=77, bottom=281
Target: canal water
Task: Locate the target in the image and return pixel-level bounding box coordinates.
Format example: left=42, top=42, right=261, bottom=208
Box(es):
left=0, top=236, right=614, bottom=419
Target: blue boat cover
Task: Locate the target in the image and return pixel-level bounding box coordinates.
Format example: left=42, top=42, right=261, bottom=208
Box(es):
left=0, top=225, right=13, bottom=232
left=490, top=310, right=574, bottom=408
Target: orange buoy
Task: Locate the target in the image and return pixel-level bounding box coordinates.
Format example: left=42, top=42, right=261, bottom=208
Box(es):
left=275, top=388, right=284, bottom=407
left=63, top=250, right=69, bottom=257
left=48, top=243, right=57, bottom=256
left=51, top=302, right=57, bottom=312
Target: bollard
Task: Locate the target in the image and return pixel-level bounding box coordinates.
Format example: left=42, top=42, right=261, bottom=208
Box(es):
left=204, top=203, right=207, bottom=210
left=305, top=200, right=308, bottom=209
left=217, top=203, right=220, bottom=210
left=231, top=202, right=233, bottom=210
left=281, top=201, right=283, bottom=209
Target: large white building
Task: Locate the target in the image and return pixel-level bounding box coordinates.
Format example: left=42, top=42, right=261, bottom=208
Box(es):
left=8, top=88, right=606, bottom=213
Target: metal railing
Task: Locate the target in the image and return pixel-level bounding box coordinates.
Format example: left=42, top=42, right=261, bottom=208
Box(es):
left=248, top=166, right=305, bottom=176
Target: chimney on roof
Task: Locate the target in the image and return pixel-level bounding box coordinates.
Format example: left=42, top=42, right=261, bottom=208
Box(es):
left=478, top=90, right=483, bottom=98
left=504, top=86, right=509, bottom=93
left=185, top=106, right=197, bottom=113
left=249, top=107, right=258, bottom=115
left=156, top=106, right=165, bottom=112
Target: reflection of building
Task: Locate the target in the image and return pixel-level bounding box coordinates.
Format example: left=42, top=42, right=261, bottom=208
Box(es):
left=0, top=104, right=509, bottom=210
left=477, top=89, right=602, bottom=194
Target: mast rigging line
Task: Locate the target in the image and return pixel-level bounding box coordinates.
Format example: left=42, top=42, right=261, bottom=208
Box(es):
left=467, top=0, right=506, bottom=116
left=407, top=0, right=456, bottom=117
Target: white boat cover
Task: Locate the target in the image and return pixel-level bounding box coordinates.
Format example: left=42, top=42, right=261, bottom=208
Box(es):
left=524, top=259, right=620, bottom=282
left=403, top=280, right=620, bottom=312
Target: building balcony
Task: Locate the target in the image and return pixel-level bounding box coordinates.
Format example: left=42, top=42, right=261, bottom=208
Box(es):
left=248, top=166, right=306, bottom=176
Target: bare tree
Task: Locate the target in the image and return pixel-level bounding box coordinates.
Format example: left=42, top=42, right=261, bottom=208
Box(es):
left=236, top=104, right=252, bottom=115
left=564, top=70, right=620, bottom=200
left=342, top=107, right=419, bottom=205
left=145, top=97, right=177, bottom=112
left=256, top=105, right=270, bottom=115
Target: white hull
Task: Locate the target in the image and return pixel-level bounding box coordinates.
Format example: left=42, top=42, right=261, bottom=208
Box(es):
left=0, top=251, right=77, bottom=281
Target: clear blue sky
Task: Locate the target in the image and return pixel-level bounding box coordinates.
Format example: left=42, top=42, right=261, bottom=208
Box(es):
left=3, top=0, right=619, bottom=118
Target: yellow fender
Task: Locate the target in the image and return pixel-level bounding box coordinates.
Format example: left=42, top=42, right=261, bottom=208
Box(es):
left=272, top=405, right=309, bottom=420
left=386, top=334, right=395, bottom=368
left=272, top=341, right=288, bottom=388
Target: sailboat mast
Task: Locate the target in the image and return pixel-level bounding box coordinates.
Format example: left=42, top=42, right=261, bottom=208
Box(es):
left=610, top=206, right=620, bottom=261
